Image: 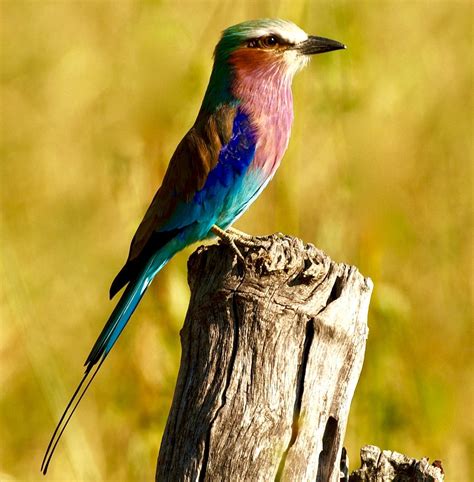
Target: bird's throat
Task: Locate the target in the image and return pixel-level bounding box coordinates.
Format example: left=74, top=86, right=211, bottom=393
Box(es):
left=230, top=49, right=295, bottom=177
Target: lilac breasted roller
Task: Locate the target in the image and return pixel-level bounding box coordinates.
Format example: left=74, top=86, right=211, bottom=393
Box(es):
left=42, top=18, right=345, bottom=473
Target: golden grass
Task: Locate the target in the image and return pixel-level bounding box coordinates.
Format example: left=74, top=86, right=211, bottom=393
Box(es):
left=1, top=1, right=472, bottom=480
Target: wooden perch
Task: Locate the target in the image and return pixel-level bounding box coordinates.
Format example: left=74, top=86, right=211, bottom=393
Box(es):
left=156, top=234, right=373, bottom=481
left=349, top=445, right=445, bottom=481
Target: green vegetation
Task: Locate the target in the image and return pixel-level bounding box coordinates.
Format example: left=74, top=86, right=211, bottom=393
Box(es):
left=1, top=1, right=472, bottom=480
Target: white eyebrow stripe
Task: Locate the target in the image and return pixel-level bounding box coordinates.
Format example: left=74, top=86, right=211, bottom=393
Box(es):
left=249, top=21, right=308, bottom=45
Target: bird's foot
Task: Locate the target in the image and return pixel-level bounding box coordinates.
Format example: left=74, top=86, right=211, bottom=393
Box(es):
left=226, top=227, right=261, bottom=250
left=211, top=225, right=255, bottom=263
left=226, top=226, right=253, bottom=240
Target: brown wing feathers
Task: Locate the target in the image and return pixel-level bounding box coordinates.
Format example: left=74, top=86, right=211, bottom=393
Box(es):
left=109, top=105, right=237, bottom=298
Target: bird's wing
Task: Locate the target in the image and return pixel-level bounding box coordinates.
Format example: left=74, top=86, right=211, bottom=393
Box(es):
left=109, top=104, right=237, bottom=297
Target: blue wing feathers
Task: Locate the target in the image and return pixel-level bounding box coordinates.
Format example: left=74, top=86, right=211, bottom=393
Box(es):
left=104, top=109, right=258, bottom=365
left=162, top=109, right=257, bottom=232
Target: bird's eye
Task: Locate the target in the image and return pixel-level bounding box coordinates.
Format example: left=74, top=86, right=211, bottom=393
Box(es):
left=247, top=35, right=281, bottom=49
left=260, top=35, right=279, bottom=48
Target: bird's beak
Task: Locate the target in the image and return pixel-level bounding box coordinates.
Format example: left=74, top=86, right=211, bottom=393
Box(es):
left=297, top=35, right=346, bottom=55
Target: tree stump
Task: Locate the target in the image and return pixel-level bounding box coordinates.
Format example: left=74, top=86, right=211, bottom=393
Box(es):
left=349, top=445, right=445, bottom=481
left=156, top=234, right=373, bottom=481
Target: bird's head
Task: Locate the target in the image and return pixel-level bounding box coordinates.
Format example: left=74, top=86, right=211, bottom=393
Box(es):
left=203, top=19, right=345, bottom=110
left=217, top=19, right=345, bottom=76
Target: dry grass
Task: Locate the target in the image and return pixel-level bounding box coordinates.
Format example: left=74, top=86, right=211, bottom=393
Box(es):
left=1, top=1, right=472, bottom=480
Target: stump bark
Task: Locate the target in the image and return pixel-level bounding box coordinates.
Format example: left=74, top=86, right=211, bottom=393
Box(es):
left=349, top=445, right=445, bottom=481
left=156, top=234, right=373, bottom=482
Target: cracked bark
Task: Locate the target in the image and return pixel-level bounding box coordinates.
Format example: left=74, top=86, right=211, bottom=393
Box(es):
left=156, top=234, right=373, bottom=482
left=349, top=445, right=445, bottom=481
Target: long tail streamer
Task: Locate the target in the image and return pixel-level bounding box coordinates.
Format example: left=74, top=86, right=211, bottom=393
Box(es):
left=41, top=253, right=171, bottom=474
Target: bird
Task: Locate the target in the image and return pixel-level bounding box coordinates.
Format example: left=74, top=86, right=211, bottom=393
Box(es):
left=41, top=18, right=345, bottom=474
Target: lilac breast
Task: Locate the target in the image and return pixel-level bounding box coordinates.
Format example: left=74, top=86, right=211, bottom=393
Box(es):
left=232, top=60, right=295, bottom=180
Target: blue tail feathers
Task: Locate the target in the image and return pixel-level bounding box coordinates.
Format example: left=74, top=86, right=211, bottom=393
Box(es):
left=85, top=272, right=151, bottom=369
left=41, top=247, right=173, bottom=474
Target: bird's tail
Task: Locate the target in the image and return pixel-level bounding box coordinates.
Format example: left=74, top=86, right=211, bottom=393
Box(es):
left=41, top=250, right=172, bottom=475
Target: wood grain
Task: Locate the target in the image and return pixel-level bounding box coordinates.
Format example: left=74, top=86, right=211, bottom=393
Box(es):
left=156, top=234, right=373, bottom=481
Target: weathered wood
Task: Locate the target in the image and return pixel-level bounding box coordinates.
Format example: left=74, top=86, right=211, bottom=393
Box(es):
left=156, top=234, right=373, bottom=481
left=349, top=445, right=445, bottom=481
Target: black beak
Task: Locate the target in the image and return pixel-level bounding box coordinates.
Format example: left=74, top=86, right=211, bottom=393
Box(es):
left=298, top=35, right=346, bottom=55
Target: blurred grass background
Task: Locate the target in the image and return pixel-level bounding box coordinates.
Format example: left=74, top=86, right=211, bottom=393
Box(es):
left=1, top=0, right=472, bottom=480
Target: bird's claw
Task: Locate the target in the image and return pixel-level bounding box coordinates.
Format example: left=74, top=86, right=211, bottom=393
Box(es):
left=229, top=240, right=246, bottom=263
left=226, top=226, right=260, bottom=249
left=211, top=225, right=256, bottom=263
left=226, top=226, right=254, bottom=240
